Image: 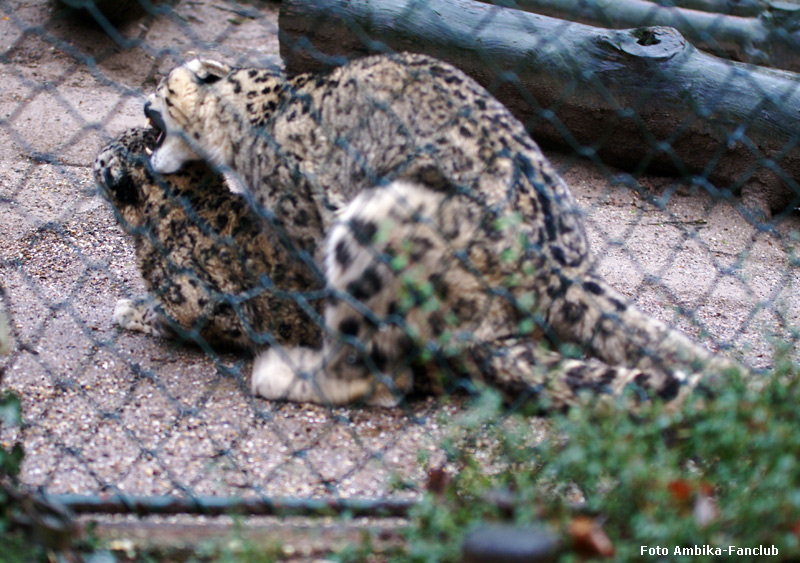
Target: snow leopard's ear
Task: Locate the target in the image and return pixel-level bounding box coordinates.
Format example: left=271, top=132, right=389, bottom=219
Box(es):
left=186, top=58, right=231, bottom=85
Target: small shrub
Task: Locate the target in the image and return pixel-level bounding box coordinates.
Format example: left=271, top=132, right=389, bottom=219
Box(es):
left=395, top=356, right=800, bottom=562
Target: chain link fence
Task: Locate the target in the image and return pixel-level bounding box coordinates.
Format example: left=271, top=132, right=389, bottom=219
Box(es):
left=1, top=0, right=800, bottom=555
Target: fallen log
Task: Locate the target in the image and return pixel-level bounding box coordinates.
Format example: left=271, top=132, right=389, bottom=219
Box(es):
left=482, top=0, right=800, bottom=72
left=279, top=0, right=800, bottom=215
left=648, top=0, right=769, bottom=18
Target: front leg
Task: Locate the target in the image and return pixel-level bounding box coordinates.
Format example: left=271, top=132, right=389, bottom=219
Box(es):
left=113, top=296, right=175, bottom=339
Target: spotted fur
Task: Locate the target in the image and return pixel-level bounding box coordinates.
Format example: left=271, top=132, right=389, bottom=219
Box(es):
left=94, top=128, right=322, bottom=351
left=137, top=52, right=738, bottom=407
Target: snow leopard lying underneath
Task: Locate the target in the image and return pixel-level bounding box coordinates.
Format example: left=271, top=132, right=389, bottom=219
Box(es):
left=94, top=127, right=322, bottom=351
left=100, top=52, right=738, bottom=408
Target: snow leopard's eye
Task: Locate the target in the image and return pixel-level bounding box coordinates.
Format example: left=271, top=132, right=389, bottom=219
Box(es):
left=196, top=72, right=222, bottom=86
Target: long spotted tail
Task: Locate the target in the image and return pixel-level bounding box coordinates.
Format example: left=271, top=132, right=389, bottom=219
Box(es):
left=540, top=272, right=738, bottom=398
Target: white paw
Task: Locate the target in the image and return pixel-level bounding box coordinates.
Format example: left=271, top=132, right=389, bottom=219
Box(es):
left=113, top=298, right=143, bottom=331
left=251, top=347, right=319, bottom=402
left=251, top=348, right=297, bottom=399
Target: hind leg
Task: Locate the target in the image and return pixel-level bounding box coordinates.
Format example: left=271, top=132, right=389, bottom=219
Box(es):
left=252, top=180, right=457, bottom=406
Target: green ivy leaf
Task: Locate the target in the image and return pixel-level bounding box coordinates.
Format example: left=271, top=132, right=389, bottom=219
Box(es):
left=0, top=393, right=21, bottom=428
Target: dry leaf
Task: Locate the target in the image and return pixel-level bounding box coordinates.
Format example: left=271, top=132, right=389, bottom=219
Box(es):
left=569, top=516, right=615, bottom=558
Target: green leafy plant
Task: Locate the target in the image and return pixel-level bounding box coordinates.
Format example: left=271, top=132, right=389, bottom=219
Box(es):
left=0, top=390, right=46, bottom=562
left=388, top=352, right=800, bottom=562
left=0, top=391, right=24, bottom=527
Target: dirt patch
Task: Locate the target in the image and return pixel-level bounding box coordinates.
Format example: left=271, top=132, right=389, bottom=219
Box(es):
left=0, top=0, right=798, bottom=502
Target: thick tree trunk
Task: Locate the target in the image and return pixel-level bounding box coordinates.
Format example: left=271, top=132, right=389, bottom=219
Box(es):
left=649, top=0, right=772, bottom=18
left=280, top=0, right=800, bottom=214
left=482, top=0, right=800, bottom=71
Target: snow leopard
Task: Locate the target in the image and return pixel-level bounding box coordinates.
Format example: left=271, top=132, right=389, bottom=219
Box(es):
left=137, top=51, right=738, bottom=408
left=94, top=127, right=322, bottom=351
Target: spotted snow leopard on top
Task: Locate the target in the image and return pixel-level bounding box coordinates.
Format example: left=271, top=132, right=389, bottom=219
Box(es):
left=131, top=51, right=738, bottom=407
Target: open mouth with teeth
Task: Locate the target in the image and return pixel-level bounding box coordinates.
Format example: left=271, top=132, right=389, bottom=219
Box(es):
left=143, top=101, right=166, bottom=152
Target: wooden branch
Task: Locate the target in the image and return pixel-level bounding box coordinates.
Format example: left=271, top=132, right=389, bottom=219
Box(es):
left=648, top=0, right=768, bottom=18
left=481, top=0, right=800, bottom=71
left=280, top=0, right=800, bottom=214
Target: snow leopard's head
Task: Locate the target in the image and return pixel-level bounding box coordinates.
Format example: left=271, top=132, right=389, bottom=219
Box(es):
left=94, top=128, right=157, bottom=216
left=146, top=58, right=232, bottom=174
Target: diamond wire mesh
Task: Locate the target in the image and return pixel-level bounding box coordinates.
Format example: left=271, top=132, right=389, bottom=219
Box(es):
left=0, top=0, right=798, bottom=515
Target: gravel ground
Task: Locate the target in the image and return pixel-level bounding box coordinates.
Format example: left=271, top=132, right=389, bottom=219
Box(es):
left=0, top=0, right=799, bottom=503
